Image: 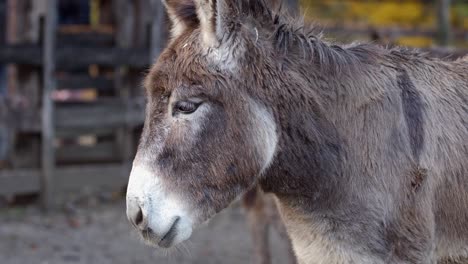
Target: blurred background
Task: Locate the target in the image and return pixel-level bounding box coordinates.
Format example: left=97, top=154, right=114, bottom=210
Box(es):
left=0, top=0, right=466, bottom=264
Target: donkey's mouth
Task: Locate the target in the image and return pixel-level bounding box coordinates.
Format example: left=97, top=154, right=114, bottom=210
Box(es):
left=140, top=216, right=192, bottom=248
left=157, top=217, right=180, bottom=248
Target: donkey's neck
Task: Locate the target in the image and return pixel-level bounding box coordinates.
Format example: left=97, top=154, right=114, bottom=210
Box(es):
left=256, top=60, right=369, bottom=262
left=257, top=35, right=388, bottom=212
left=259, top=68, right=347, bottom=212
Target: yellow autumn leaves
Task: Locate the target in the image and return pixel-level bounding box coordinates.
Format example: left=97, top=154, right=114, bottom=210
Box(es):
left=300, top=0, right=467, bottom=29
left=299, top=0, right=468, bottom=48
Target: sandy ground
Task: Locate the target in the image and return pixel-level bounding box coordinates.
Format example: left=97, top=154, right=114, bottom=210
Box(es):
left=0, top=199, right=293, bottom=264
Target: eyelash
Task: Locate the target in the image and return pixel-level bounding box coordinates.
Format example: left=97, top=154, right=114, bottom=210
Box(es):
left=172, top=101, right=202, bottom=116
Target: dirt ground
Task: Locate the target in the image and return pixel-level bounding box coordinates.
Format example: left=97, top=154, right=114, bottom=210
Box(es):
left=0, top=198, right=293, bottom=264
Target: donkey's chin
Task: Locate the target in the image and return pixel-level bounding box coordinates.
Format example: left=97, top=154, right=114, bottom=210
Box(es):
left=140, top=217, right=193, bottom=248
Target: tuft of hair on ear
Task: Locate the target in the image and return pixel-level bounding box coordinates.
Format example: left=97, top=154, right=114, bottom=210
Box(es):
left=171, top=0, right=199, bottom=27
left=163, top=0, right=199, bottom=38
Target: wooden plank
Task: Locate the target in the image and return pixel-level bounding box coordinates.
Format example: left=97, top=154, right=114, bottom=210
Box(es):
left=0, top=44, right=42, bottom=64
left=41, top=0, right=57, bottom=209
left=55, top=164, right=130, bottom=191
left=55, top=46, right=149, bottom=68
left=56, top=126, right=128, bottom=138
left=0, top=45, right=150, bottom=67
left=15, top=98, right=146, bottom=132
left=57, top=31, right=114, bottom=47
left=57, top=74, right=113, bottom=91
left=0, top=164, right=130, bottom=196
left=56, top=141, right=119, bottom=163
left=0, top=168, right=40, bottom=195
left=54, top=101, right=145, bottom=129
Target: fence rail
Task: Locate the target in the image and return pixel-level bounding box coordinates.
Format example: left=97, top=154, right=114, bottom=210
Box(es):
left=0, top=164, right=130, bottom=196
left=0, top=45, right=150, bottom=68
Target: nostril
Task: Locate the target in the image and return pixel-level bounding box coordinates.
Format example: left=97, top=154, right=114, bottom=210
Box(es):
left=127, top=201, right=147, bottom=230
left=135, top=207, right=143, bottom=226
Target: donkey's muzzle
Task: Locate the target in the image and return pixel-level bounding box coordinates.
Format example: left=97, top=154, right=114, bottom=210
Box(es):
left=126, top=163, right=194, bottom=248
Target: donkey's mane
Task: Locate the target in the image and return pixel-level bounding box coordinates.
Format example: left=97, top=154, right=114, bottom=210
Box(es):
left=233, top=0, right=447, bottom=75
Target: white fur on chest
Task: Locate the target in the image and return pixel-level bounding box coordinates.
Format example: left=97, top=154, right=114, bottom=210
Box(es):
left=281, top=212, right=384, bottom=264
left=291, top=234, right=383, bottom=264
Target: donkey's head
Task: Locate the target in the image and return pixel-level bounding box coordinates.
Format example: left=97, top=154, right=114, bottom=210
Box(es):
left=126, top=0, right=280, bottom=248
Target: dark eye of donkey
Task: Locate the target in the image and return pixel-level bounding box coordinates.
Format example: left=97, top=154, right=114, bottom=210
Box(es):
left=173, top=101, right=201, bottom=115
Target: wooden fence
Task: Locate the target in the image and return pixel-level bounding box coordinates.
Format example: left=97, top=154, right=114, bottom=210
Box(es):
left=0, top=0, right=165, bottom=208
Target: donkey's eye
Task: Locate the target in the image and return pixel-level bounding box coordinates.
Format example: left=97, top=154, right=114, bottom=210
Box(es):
left=173, top=101, right=201, bottom=115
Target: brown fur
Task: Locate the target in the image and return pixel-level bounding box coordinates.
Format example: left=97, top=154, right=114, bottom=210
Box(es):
left=130, top=0, right=468, bottom=263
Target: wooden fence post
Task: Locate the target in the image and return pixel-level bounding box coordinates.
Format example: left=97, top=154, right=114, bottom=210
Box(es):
left=149, top=0, right=165, bottom=62
left=41, top=0, right=57, bottom=210
left=114, top=0, right=135, bottom=173
left=6, top=0, right=44, bottom=169
left=437, top=0, right=452, bottom=46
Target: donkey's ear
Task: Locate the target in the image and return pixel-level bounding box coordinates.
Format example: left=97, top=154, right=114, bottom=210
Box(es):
left=162, top=0, right=199, bottom=38
left=194, top=0, right=242, bottom=47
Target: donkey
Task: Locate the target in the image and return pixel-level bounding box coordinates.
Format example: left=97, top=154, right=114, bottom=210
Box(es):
left=126, top=0, right=468, bottom=263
